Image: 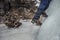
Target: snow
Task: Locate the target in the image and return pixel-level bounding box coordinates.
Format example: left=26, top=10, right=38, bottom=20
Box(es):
left=0, top=0, right=60, bottom=40
left=35, top=0, right=40, bottom=7
left=0, top=20, right=40, bottom=40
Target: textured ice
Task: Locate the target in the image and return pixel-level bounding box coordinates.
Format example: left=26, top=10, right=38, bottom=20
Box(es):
left=37, top=0, right=60, bottom=40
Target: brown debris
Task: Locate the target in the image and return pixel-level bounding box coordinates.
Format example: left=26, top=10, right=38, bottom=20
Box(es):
left=0, top=0, right=38, bottom=28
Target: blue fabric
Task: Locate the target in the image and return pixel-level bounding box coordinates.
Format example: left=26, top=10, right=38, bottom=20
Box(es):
left=33, top=0, right=52, bottom=20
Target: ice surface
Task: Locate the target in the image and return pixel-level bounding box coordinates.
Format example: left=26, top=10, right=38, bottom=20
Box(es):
left=37, top=0, right=60, bottom=40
